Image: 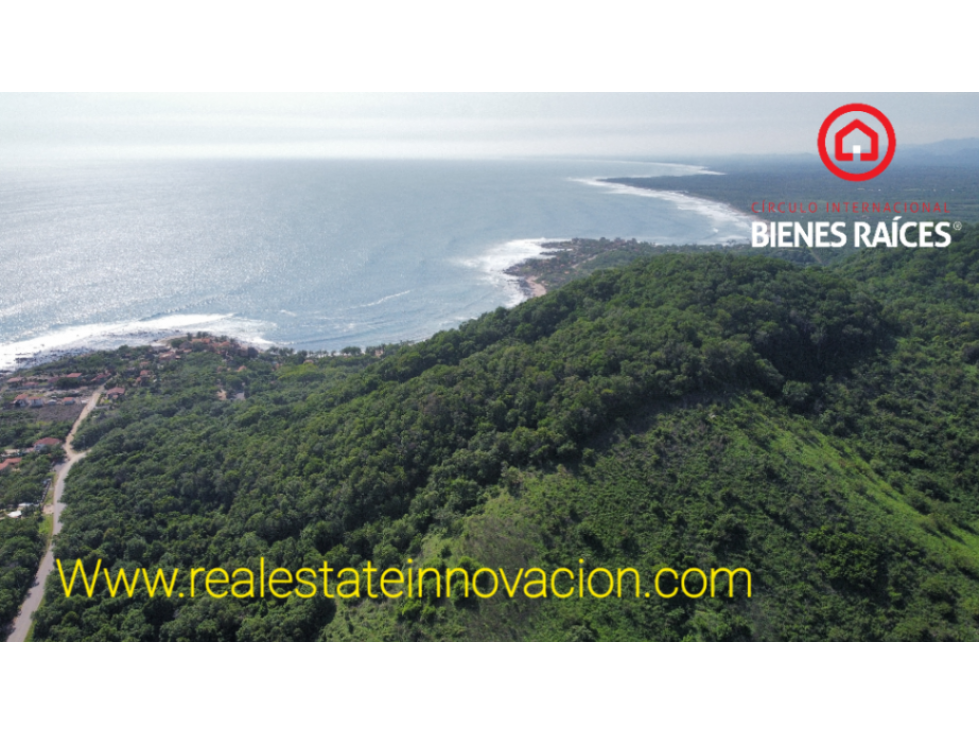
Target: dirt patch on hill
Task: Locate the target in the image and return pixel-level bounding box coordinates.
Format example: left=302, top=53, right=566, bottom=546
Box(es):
left=3, top=402, right=86, bottom=423
left=33, top=403, right=86, bottom=423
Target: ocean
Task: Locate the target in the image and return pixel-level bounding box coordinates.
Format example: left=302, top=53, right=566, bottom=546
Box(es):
left=0, top=158, right=752, bottom=370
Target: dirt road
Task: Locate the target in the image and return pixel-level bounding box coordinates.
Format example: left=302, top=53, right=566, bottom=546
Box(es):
left=6, top=387, right=102, bottom=642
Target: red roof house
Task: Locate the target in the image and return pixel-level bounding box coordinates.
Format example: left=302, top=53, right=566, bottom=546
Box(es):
left=0, top=457, right=22, bottom=472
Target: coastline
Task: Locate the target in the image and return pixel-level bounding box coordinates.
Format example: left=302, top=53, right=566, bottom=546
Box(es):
left=506, top=272, right=549, bottom=301
left=582, top=177, right=755, bottom=242
left=2, top=230, right=720, bottom=375
left=498, top=240, right=571, bottom=301
left=1, top=163, right=757, bottom=371
left=458, top=237, right=564, bottom=309
left=0, top=315, right=275, bottom=373
left=597, top=175, right=771, bottom=227
left=525, top=276, right=547, bottom=298
left=503, top=237, right=667, bottom=295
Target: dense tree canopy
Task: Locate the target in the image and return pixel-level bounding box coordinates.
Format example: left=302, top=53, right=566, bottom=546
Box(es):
left=7, top=225, right=979, bottom=640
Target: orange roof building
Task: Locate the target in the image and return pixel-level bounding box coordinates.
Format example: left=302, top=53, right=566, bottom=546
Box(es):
left=0, top=457, right=23, bottom=472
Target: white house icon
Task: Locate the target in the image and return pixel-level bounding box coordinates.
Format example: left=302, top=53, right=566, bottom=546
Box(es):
left=835, top=119, right=879, bottom=162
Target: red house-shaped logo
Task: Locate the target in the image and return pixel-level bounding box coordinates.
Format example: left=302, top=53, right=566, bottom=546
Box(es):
left=819, top=104, right=895, bottom=181
left=835, top=119, right=879, bottom=162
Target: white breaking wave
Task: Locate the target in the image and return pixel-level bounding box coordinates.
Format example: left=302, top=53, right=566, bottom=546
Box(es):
left=458, top=238, right=564, bottom=308
left=351, top=290, right=413, bottom=309
left=560, top=159, right=723, bottom=176
left=0, top=313, right=274, bottom=371
left=572, top=177, right=753, bottom=239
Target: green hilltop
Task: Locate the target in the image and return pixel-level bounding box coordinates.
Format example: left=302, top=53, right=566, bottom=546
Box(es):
left=9, top=226, right=979, bottom=640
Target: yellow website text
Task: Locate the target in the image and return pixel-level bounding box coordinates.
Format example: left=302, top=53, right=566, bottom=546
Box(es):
left=56, top=558, right=751, bottom=601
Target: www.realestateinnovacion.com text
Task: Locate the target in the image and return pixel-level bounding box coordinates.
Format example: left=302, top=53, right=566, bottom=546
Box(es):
left=56, top=558, right=752, bottom=601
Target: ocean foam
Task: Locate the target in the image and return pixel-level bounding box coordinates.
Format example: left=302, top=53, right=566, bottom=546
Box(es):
left=0, top=313, right=274, bottom=371
left=572, top=177, right=752, bottom=241
left=458, top=238, right=563, bottom=307
left=351, top=290, right=413, bottom=309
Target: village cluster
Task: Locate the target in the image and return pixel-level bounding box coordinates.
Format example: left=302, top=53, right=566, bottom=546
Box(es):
left=3, top=369, right=123, bottom=416
left=3, top=336, right=256, bottom=405
left=0, top=335, right=259, bottom=521
left=3, top=336, right=256, bottom=410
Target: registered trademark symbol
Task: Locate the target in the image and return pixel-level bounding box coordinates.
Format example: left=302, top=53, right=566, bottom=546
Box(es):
left=954, top=222, right=963, bottom=231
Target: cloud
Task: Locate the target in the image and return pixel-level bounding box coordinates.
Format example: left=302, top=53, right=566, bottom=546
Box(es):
left=2, top=93, right=977, bottom=161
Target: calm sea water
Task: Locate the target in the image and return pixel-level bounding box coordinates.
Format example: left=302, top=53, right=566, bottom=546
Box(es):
left=0, top=158, right=751, bottom=369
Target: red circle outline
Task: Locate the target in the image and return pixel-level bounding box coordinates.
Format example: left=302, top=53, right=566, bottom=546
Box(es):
left=818, top=104, right=896, bottom=182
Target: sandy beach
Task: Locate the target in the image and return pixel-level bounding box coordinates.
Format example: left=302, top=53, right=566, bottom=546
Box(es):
left=525, top=276, right=547, bottom=298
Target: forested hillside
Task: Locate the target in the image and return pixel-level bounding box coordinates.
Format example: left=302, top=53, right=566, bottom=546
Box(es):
left=0, top=428, right=63, bottom=634
left=16, top=226, right=979, bottom=640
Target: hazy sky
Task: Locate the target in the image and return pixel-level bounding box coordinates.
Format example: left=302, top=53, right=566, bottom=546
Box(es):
left=2, top=93, right=977, bottom=161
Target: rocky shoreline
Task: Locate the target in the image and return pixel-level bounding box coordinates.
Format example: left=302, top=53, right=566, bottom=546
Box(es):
left=504, top=238, right=658, bottom=294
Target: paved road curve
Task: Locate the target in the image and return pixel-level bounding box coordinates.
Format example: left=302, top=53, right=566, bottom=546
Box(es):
left=7, top=387, right=103, bottom=642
